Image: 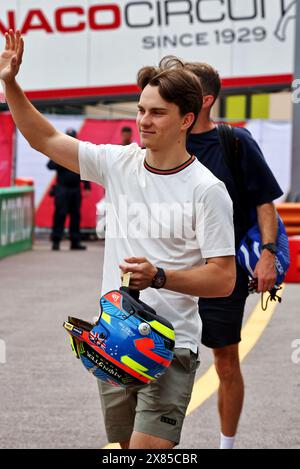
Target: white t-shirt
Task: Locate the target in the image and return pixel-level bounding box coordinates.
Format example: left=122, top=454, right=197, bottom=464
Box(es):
left=79, top=142, right=235, bottom=354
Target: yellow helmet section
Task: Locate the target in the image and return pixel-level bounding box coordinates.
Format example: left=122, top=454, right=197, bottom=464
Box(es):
left=148, top=320, right=175, bottom=341
left=101, top=312, right=111, bottom=324
left=121, top=355, right=156, bottom=381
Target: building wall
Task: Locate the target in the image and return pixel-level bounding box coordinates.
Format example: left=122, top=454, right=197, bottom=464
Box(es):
left=220, top=91, right=292, bottom=121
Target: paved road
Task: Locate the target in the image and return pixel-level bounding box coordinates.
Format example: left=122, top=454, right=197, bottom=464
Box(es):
left=0, top=240, right=299, bottom=449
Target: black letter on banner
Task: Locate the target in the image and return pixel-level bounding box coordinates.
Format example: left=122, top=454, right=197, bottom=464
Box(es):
left=228, top=0, right=258, bottom=21
left=196, top=0, right=225, bottom=23
left=165, top=0, right=193, bottom=26
left=125, top=2, right=153, bottom=28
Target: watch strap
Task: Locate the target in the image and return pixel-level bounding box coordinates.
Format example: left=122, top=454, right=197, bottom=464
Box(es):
left=262, top=243, right=277, bottom=254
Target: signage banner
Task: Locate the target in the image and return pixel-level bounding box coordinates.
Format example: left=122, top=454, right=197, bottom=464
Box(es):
left=0, top=0, right=296, bottom=99
left=0, top=186, right=34, bottom=259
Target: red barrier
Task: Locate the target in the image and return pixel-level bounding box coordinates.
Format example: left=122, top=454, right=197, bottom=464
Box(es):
left=0, top=113, right=14, bottom=187
left=276, top=203, right=300, bottom=236
left=285, top=237, right=300, bottom=283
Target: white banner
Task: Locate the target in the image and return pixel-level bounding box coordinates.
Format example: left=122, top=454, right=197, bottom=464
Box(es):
left=0, top=0, right=296, bottom=95
left=246, top=119, right=292, bottom=201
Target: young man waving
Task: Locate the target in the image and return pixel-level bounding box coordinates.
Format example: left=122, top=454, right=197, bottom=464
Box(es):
left=0, top=31, right=236, bottom=449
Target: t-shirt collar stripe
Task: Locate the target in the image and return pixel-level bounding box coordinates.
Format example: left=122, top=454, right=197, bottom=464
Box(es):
left=144, top=155, right=196, bottom=175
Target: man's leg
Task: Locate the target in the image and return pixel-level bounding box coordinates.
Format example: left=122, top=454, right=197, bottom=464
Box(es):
left=129, top=432, right=174, bottom=449
left=199, top=263, right=248, bottom=448
left=69, top=188, right=82, bottom=248
left=213, top=344, right=244, bottom=440
left=120, top=441, right=130, bottom=449
left=98, top=381, right=136, bottom=447
left=133, top=349, right=198, bottom=449
left=52, top=186, right=68, bottom=249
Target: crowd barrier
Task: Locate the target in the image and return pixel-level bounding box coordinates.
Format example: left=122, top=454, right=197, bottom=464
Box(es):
left=277, top=204, right=300, bottom=283
left=0, top=186, right=34, bottom=260
left=277, top=203, right=300, bottom=236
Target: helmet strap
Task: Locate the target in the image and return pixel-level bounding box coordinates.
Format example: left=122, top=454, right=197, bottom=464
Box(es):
left=122, top=272, right=132, bottom=287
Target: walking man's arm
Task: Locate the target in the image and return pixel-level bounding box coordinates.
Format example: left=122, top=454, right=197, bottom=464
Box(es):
left=0, top=30, right=79, bottom=172
left=254, top=202, right=278, bottom=292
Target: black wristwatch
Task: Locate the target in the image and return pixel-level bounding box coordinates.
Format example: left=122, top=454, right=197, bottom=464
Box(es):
left=151, top=267, right=166, bottom=289
left=262, top=243, right=278, bottom=255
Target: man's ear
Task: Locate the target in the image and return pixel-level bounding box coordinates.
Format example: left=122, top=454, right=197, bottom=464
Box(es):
left=203, top=95, right=215, bottom=109
left=181, top=112, right=195, bottom=131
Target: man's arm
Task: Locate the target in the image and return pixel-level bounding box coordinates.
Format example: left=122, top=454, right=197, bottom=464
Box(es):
left=254, top=202, right=278, bottom=292
left=119, top=256, right=236, bottom=297
left=0, top=30, right=79, bottom=172
left=236, top=128, right=282, bottom=292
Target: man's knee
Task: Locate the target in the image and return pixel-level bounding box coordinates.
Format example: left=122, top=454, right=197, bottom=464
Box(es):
left=213, top=345, right=241, bottom=381
left=129, top=431, right=175, bottom=449
left=120, top=440, right=130, bottom=449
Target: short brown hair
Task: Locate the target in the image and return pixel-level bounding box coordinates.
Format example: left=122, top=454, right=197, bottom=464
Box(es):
left=137, top=58, right=203, bottom=132
left=121, top=126, right=132, bottom=133
left=184, top=62, right=221, bottom=102
left=156, top=56, right=221, bottom=104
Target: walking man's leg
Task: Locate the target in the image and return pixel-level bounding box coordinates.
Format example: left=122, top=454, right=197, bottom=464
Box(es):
left=199, top=264, right=248, bottom=449
left=213, top=344, right=244, bottom=449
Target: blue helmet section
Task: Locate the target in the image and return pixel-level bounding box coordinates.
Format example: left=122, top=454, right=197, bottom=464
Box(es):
left=237, top=216, right=290, bottom=286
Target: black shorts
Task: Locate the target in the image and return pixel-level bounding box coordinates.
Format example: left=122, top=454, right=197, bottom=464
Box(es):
left=198, top=264, right=249, bottom=349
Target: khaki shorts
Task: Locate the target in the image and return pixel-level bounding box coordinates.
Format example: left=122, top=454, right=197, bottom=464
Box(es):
left=98, top=348, right=199, bottom=445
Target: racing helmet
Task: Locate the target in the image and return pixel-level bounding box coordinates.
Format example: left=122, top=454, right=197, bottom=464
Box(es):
left=63, top=287, right=175, bottom=387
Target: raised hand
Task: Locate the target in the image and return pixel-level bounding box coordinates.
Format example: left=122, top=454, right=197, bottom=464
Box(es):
left=0, top=30, right=24, bottom=83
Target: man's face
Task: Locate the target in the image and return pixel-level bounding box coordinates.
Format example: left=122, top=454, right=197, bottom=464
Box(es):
left=136, top=85, right=189, bottom=150
left=121, top=131, right=132, bottom=145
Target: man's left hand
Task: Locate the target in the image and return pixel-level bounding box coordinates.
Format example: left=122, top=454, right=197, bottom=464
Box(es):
left=119, top=257, right=157, bottom=290
left=253, top=250, right=277, bottom=293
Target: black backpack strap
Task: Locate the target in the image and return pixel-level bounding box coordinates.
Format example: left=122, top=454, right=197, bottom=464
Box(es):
left=217, top=123, right=248, bottom=229
left=217, top=124, right=236, bottom=174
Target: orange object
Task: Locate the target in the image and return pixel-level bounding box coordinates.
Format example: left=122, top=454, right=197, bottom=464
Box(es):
left=276, top=203, right=300, bottom=237
left=285, top=236, right=300, bottom=283
left=15, top=177, right=34, bottom=186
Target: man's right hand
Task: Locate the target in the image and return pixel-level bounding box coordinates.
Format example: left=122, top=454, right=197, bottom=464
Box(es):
left=0, top=29, right=80, bottom=174
left=0, top=30, right=24, bottom=84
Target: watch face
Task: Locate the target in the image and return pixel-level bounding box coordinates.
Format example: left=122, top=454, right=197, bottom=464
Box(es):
left=156, top=273, right=165, bottom=288
left=152, top=268, right=166, bottom=289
